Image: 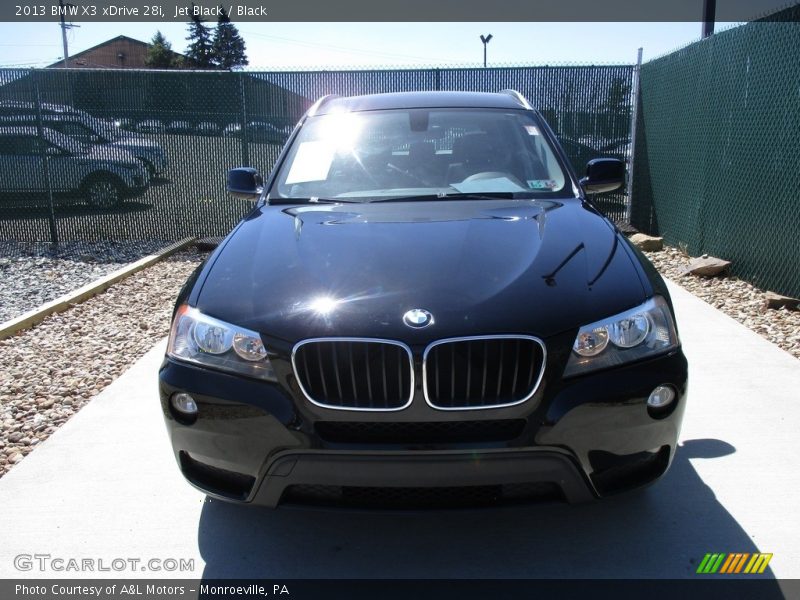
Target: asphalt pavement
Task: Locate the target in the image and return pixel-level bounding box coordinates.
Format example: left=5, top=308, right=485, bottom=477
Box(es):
left=0, top=279, right=797, bottom=584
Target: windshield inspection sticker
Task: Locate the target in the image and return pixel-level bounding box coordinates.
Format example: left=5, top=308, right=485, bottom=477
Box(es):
left=524, top=125, right=541, bottom=136
left=527, top=179, right=557, bottom=189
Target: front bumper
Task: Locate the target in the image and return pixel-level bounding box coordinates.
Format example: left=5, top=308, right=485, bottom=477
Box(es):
left=158, top=349, right=687, bottom=508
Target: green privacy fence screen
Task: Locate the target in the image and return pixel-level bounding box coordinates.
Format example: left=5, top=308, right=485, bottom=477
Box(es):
left=0, top=64, right=634, bottom=244
left=631, top=19, right=800, bottom=298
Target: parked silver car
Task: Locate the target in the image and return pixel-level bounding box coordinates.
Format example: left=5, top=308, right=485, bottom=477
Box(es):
left=167, top=120, right=194, bottom=134
left=222, top=122, right=242, bottom=137
left=0, top=100, right=91, bottom=120
left=195, top=121, right=220, bottom=136
left=113, top=117, right=135, bottom=131
left=244, top=120, right=290, bottom=143
left=0, top=127, right=149, bottom=208
left=0, top=113, right=168, bottom=176
left=136, top=119, right=165, bottom=134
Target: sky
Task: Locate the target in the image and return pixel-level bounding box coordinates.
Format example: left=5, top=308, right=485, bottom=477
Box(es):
left=0, top=21, right=734, bottom=70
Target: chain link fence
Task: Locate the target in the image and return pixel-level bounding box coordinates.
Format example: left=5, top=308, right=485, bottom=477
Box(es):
left=0, top=64, right=634, bottom=246
left=632, top=18, right=800, bottom=298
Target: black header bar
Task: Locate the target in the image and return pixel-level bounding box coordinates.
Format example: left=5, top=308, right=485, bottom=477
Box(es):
left=2, top=0, right=797, bottom=22
left=1, top=578, right=797, bottom=600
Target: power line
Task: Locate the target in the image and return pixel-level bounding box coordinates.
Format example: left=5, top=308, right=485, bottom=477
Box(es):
left=0, top=59, right=61, bottom=67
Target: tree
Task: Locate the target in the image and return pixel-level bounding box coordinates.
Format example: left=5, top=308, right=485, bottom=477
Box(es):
left=601, top=76, right=632, bottom=140
left=605, top=77, right=631, bottom=115
left=145, top=31, right=181, bottom=69
left=212, top=6, right=248, bottom=70
left=185, top=4, right=214, bottom=68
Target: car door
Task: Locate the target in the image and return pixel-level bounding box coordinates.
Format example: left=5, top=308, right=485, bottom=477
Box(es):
left=0, top=134, right=46, bottom=193
left=43, top=140, right=84, bottom=193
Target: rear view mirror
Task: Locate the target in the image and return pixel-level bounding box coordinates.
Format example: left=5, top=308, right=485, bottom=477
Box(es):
left=580, top=158, right=625, bottom=194
left=227, top=167, right=263, bottom=201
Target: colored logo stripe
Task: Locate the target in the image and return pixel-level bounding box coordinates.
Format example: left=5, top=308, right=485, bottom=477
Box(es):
left=696, top=553, right=772, bottom=574
left=697, top=553, right=725, bottom=573
left=745, top=553, right=773, bottom=574
left=720, top=553, right=747, bottom=573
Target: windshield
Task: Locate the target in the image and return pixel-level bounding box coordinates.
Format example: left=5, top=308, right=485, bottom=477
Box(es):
left=83, top=116, right=119, bottom=141
left=270, top=108, right=570, bottom=202
left=45, top=129, right=89, bottom=154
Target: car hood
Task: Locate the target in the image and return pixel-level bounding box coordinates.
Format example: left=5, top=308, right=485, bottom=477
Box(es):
left=196, top=199, right=648, bottom=343
left=112, top=137, right=161, bottom=153
left=83, top=144, right=139, bottom=165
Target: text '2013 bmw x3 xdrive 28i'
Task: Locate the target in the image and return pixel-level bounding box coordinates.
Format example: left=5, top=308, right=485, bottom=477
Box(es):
left=159, top=91, right=687, bottom=508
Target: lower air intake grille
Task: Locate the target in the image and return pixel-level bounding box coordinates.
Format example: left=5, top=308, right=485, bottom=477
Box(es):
left=281, top=482, right=564, bottom=508
left=293, top=339, right=414, bottom=410
left=424, top=336, right=546, bottom=409
left=315, top=419, right=527, bottom=444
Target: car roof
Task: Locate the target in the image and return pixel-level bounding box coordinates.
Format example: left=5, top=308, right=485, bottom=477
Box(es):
left=0, top=125, right=80, bottom=147
left=0, top=100, right=84, bottom=114
left=314, top=91, right=531, bottom=115
left=0, top=113, right=82, bottom=123
left=0, top=126, right=39, bottom=135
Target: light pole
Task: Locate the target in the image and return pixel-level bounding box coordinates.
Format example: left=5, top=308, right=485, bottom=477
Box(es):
left=480, top=34, right=493, bottom=68
left=702, top=0, right=716, bottom=38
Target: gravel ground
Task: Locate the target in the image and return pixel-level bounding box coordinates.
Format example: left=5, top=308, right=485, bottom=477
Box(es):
left=643, top=246, right=800, bottom=360
left=0, top=240, right=174, bottom=323
left=0, top=248, right=205, bottom=477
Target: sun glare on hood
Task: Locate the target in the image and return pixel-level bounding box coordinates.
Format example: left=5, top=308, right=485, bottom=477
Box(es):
left=308, top=296, right=341, bottom=316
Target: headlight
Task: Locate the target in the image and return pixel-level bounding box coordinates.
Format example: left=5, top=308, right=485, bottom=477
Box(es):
left=167, top=305, right=276, bottom=381
left=564, top=296, right=678, bottom=377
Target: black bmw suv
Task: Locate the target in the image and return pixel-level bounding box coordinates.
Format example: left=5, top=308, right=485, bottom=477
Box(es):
left=159, top=90, right=688, bottom=508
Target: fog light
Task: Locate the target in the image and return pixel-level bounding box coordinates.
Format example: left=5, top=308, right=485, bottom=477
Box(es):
left=171, top=392, right=198, bottom=416
left=647, top=385, right=676, bottom=408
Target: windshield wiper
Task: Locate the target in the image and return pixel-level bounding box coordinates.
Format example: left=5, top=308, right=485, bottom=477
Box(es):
left=268, top=197, right=360, bottom=205
left=370, top=191, right=519, bottom=203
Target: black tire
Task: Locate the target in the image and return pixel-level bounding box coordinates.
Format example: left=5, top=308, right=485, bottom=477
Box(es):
left=84, top=175, right=123, bottom=209
left=139, top=158, right=156, bottom=178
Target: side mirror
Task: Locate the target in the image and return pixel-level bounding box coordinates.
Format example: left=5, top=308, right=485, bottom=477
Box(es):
left=227, top=167, right=263, bottom=201
left=580, top=158, right=625, bottom=194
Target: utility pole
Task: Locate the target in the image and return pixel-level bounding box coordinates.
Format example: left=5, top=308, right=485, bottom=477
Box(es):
left=57, top=0, right=78, bottom=105
left=480, top=34, right=493, bottom=68
left=58, top=0, right=75, bottom=67
left=702, top=0, right=716, bottom=38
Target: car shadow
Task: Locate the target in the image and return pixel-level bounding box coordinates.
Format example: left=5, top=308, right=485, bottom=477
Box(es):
left=196, top=439, right=781, bottom=584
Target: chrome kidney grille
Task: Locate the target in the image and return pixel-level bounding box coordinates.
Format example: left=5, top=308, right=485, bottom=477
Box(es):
left=292, top=338, right=414, bottom=411
left=423, top=336, right=546, bottom=410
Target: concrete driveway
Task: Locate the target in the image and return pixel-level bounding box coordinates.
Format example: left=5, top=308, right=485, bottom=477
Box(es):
left=0, top=280, right=797, bottom=583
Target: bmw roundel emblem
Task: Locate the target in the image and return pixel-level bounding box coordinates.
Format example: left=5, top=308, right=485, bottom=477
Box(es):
left=403, top=308, right=433, bottom=328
